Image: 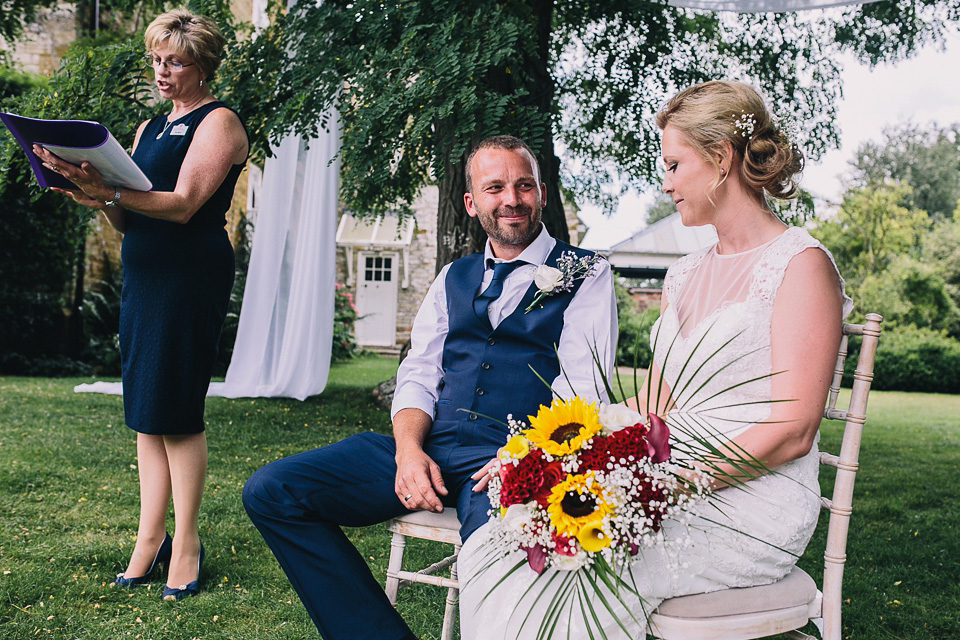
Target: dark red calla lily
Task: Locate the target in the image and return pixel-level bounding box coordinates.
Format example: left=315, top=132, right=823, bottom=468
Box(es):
left=645, top=413, right=671, bottom=463
left=525, top=544, right=548, bottom=575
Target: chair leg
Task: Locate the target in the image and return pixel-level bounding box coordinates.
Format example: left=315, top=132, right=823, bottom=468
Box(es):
left=385, top=531, right=407, bottom=607
left=440, top=543, right=461, bottom=640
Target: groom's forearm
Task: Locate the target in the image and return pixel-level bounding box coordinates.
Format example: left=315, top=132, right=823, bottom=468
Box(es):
left=393, top=408, right=433, bottom=452
left=393, top=408, right=447, bottom=512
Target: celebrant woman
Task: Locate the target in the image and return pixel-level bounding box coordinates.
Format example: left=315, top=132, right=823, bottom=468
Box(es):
left=458, top=79, right=852, bottom=637
left=34, top=9, right=248, bottom=601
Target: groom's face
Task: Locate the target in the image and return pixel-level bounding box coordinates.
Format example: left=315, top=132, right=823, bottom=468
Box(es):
left=464, top=147, right=546, bottom=256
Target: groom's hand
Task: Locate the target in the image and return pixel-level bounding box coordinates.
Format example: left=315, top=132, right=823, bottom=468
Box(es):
left=395, top=446, right=448, bottom=513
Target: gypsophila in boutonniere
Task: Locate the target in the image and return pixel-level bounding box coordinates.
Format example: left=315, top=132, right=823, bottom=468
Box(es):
left=525, top=251, right=604, bottom=313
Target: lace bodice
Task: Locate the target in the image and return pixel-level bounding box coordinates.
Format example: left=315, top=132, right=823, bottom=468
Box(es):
left=653, top=226, right=853, bottom=444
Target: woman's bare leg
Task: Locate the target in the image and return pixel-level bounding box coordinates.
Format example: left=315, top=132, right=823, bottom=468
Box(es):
left=122, top=433, right=171, bottom=578
left=164, top=432, right=207, bottom=588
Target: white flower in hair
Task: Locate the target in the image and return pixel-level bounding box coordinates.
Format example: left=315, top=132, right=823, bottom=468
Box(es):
left=733, top=110, right=757, bottom=137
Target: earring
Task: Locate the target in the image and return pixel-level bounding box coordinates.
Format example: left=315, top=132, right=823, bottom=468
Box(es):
left=199, top=78, right=204, bottom=87
left=719, top=167, right=726, bottom=175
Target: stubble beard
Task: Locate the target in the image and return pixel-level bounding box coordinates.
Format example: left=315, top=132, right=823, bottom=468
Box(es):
left=479, top=203, right=543, bottom=248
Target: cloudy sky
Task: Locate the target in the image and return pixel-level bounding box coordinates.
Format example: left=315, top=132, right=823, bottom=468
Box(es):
left=579, top=28, right=960, bottom=250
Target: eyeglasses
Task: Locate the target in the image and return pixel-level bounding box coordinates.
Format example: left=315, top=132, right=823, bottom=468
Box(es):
left=145, top=55, right=196, bottom=73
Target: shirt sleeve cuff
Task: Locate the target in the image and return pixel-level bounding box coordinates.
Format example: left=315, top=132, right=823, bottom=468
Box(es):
left=390, top=383, right=437, bottom=421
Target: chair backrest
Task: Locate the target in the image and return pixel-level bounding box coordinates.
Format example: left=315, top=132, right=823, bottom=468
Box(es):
left=818, top=313, right=882, bottom=640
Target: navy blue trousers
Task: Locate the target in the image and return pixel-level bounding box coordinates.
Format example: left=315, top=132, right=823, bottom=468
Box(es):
left=242, top=424, right=504, bottom=640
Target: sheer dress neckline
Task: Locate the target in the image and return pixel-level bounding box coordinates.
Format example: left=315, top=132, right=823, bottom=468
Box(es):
left=712, top=231, right=782, bottom=258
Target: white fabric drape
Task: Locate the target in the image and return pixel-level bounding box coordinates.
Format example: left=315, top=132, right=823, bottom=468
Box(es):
left=75, top=113, right=340, bottom=401
left=209, top=114, right=340, bottom=400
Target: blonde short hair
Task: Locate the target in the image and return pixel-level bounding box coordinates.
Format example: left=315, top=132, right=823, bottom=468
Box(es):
left=145, top=9, right=226, bottom=82
left=656, top=80, right=803, bottom=200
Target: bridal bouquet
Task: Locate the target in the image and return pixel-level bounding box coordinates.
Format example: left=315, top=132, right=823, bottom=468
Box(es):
left=475, top=318, right=780, bottom=638
left=486, top=396, right=704, bottom=579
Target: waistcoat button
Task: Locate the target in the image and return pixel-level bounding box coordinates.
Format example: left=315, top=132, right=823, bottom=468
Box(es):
left=476, top=388, right=485, bottom=396
left=481, top=362, right=491, bottom=370
left=469, top=413, right=478, bottom=420
left=487, top=338, right=496, bottom=346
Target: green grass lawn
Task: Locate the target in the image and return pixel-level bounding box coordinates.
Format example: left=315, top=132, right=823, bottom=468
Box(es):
left=0, top=358, right=958, bottom=639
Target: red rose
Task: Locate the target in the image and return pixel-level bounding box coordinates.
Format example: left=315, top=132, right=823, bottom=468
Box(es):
left=552, top=532, right=578, bottom=557
left=533, top=461, right=565, bottom=507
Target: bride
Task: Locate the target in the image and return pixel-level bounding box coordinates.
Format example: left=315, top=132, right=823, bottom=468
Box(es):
left=458, top=80, right=853, bottom=638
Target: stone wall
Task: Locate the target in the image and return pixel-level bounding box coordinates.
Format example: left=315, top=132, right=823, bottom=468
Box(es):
left=628, top=287, right=662, bottom=312
left=2, top=3, right=79, bottom=75
left=335, top=186, right=439, bottom=349
left=396, top=186, right=439, bottom=345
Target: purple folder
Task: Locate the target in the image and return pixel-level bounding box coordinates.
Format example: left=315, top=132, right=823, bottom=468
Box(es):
left=0, top=112, right=152, bottom=191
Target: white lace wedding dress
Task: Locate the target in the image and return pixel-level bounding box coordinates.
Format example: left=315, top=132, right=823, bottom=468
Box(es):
left=458, top=227, right=852, bottom=639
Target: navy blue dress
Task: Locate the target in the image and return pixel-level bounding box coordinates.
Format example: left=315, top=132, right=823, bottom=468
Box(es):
left=121, top=101, right=245, bottom=434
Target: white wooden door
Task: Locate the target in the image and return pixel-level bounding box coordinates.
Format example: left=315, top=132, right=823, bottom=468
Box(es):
left=354, top=251, right=398, bottom=346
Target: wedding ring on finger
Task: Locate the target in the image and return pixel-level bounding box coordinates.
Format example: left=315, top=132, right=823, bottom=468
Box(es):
left=403, top=494, right=412, bottom=501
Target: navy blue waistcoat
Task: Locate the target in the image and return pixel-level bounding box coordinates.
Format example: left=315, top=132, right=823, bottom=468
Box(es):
left=433, top=240, right=595, bottom=443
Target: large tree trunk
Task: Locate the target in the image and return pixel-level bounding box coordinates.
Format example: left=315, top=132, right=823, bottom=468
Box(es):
left=435, top=145, right=487, bottom=275
left=434, top=0, right=567, bottom=274
left=528, top=0, right=569, bottom=248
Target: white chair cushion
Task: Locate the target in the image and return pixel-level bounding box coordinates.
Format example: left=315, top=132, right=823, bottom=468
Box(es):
left=655, top=567, right=817, bottom=618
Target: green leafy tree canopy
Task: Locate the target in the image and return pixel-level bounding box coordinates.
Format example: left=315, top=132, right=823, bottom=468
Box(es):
left=812, top=181, right=929, bottom=284
left=851, top=122, right=960, bottom=220
left=237, top=0, right=960, bottom=269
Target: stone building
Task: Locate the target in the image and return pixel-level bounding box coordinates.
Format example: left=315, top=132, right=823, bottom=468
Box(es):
left=2, top=2, right=79, bottom=75
left=603, top=212, right=718, bottom=311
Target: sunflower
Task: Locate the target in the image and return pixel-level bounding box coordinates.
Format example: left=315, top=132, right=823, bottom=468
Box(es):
left=547, top=472, right=612, bottom=541
left=524, top=396, right=602, bottom=457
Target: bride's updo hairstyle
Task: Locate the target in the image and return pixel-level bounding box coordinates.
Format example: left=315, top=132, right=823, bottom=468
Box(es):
left=656, top=80, right=803, bottom=201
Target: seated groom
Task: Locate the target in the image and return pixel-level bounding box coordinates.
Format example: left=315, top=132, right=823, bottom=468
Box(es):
left=242, top=135, right=617, bottom=640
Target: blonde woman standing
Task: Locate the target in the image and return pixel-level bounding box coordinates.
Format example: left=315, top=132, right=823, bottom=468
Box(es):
left=35, top=9, right=248, bottom=601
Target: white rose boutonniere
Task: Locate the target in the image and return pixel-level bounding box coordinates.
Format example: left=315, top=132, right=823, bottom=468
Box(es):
left=533, top=265, right=564, bottom=293
left=525, top=250, right=604, bottom=313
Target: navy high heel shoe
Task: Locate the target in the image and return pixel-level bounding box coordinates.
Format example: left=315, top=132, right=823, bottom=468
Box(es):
left=113, top=532, right=172, bottom=587
left=162, top=542, right=205, bottom=602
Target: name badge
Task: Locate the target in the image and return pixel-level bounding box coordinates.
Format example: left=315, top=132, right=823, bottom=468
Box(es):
left=170, top=123, right=189, bottom=136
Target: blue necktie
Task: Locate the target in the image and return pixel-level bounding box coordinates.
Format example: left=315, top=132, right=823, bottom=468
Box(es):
left=473, top=259, right=525, bottom=320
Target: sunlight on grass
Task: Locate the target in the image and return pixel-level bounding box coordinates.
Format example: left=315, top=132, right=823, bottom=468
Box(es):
left=0, top=361, right=957, bottom=639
